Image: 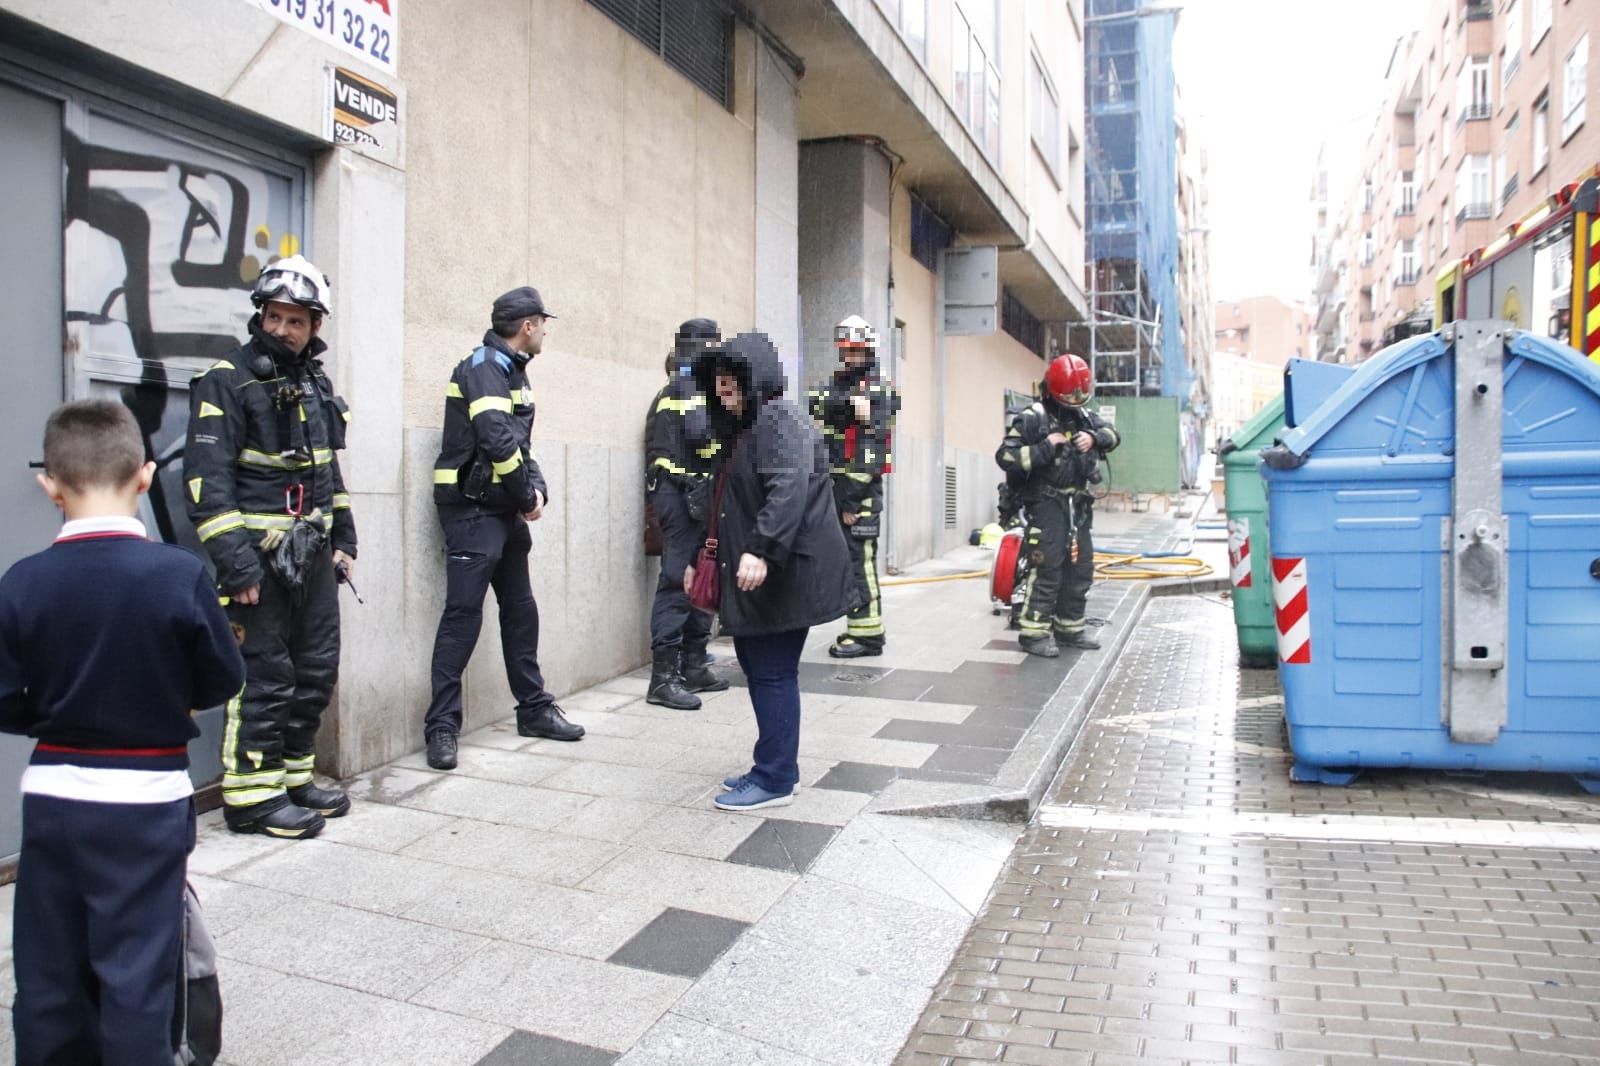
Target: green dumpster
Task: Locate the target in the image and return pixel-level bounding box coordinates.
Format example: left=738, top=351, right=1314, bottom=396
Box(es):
left=1219, top=393, right=1285, bottom=668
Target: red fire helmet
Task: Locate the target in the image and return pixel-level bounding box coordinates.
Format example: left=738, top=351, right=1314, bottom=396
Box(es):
left=1043, top=353, right=1092, bottom=406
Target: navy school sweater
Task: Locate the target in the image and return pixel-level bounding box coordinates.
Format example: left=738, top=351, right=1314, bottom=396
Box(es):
left=0, top=531, right=245, bottom=771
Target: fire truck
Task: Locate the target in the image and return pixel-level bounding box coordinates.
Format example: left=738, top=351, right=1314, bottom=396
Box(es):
left=1435, top=175, right=1600, bottom=360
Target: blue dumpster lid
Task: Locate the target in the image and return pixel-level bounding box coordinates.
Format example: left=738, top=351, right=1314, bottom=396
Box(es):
left=1263, top=328, right=1600, bottom=472
left=1282, top=358, right=1355, bottom=428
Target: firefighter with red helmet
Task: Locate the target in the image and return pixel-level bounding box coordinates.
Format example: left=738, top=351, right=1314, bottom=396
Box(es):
left=995, top=353, right=1119, bottom=657
left=809, top=315, right=900, bottom=658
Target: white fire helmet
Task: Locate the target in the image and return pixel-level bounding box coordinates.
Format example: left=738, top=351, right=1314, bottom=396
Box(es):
left=251, top=255, right=333, bottom=317
left=833, top=314, right=877, bottom=349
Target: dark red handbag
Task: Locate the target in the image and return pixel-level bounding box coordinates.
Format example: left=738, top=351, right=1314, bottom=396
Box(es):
left=688, top=466, right=728, bottom=614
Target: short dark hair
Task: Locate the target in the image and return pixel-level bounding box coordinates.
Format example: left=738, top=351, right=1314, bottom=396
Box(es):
left=491, top=315, right=540, bottom=339
left=42, top=400, right=145, bottom=493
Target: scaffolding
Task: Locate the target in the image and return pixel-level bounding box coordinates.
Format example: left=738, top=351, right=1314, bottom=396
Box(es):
left=1077, top=0, right=1190, bottom=401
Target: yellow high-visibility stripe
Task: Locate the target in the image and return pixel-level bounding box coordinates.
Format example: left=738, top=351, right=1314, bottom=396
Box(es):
left=331, top=492, right=352, bottom=510
left=198, top=401, right=225, bottom=418
left=696, top=440, right=721, bottom=459
left=188, top=477, right=203, bottom=504
left=446, top=382, right=464, bottom=399
left=830, top=468, right=873, bottom=482
left=434, top=468, right=459, bottom=484
left=1588, top=304, right=1600, bottom=337
left=238, top=448, right=332, bottom=470
left=242, top=512, right=332, bottom=532
left=206, top=360, right=235, bottom=374
left=491, top=452, right=523, bottom=476
left=652, top=456, right=688, bottom=476
left=656, top=395, right=705, bottom=414
left=469, top=396, right=514, bottom=418
left=196, top=511, right=245, bottom=541
left=1589, top=262, right=1600, bottom=291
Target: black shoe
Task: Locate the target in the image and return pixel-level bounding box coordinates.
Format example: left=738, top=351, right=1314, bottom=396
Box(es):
left=287, top=783, right=352, bottom=818
left=828, top=637, right=884, bottom=659
left=224, top=799, right=326, bottom=839
left=1019, top=634, right=1060, bottom=659
left=426, top=731, right=459, bottom=770
left=647, top=649, right=701, bottom=710
left=679, top=644, right=729, bottom=693
left=518, top=703, right=585, bottom=741
left=1057, top=629, right=1102, bottom=651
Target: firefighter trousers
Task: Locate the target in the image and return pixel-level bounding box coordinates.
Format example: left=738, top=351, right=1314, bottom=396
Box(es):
left=648, top=485, right=712, bottom=654
left=221, top=546, right=340, bottom=811
left=1018, top=494, right=1095, bottom=639
left=424, top=507, right=554, bottom=739
left=843, top=529, right=884, bottom=643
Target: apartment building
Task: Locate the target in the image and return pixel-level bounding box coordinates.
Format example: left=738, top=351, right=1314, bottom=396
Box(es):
left=1211, top=295, right=1312, bottom=444
left=0, top=0, right=1088, bottom=856
left=1312, top=0, right=1600, bottom=363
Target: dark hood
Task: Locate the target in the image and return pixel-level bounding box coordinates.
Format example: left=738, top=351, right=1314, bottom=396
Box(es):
left=694, top=331, right=787, bottom=430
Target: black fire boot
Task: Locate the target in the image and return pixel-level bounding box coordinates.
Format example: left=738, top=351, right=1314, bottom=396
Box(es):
left=1019, top=633, right=1060, bottom=659
left=426, top=731, right=459, bottom=770
left=518, top=703, right=585, bottom=741
left=828, top=636, right=884, bottom=659
left=1057, top=628, right=1102, bottom=651
left=287, top=782, right=352, bottom=819
left=679, top=641, right=729, bottom=694
left=647, top=649, right=702, bottom=710
left=224, top=798, right=326, bottom=840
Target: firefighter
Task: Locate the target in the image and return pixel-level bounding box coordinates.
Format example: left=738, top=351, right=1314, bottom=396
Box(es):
left=995, top=353, right=1119, bottom=658
left=423, top=287, right=584, bottom=772
left=809, top=315, right=901, bottom=659
left=644, top=318, right=730, bottom=710
left=185, top=255, right=355, bottom=838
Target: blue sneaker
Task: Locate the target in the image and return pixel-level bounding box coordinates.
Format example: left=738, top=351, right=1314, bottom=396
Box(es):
left=723, top=772, right=799, bottom=793
left=714, top=779, right=795, bottom=812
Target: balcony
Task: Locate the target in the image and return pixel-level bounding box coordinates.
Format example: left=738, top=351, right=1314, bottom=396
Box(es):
left=1465, top=0, right=1491, bottom=20
left=1397, top=269, right=1421, bottom=287
left=1457, top=202, right=1493, bottom=224
left=1501, top=176, right=1520, bottom=210
left=1459, top=103, right=1492, bottom=123
left=1394, top=204, right=1416, bottom=218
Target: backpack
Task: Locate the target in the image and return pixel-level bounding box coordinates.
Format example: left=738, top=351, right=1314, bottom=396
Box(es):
left=174, top=882, right=223, bottom=1065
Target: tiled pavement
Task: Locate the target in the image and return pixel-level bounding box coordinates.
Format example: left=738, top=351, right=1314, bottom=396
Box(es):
left=897, top=595, right=1600, bottom=1066
left=0, top=504, right=1208, bottom=1066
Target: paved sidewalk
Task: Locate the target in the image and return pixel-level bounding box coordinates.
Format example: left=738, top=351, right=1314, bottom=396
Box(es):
left=0, top=503, right=1207, bottom=1066
left=898, top=594, right=1600, bottom=1066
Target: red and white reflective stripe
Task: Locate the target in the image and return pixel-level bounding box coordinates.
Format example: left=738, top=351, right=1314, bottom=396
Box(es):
left=1271, top=556, right=1311, bottom=664
left=1227, top=518, right=1252, bottom=588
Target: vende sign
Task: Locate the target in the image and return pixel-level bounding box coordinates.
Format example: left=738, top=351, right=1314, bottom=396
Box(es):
left=248, top=0, right=399, bottom=76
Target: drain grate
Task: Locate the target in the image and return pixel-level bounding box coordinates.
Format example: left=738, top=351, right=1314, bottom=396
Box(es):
left=832, top=671, right=881, bottom=685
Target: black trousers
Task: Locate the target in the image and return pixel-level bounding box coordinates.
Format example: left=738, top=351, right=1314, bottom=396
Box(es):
left=648, top=485, right=711, bottom=653
left=1018, top=494, right=1095, bottom=637
left=424, top=507, right=554, bottom=738
left=13, top=793, right=195, bottom=1066
left=222, top=545, right=340, bottom=810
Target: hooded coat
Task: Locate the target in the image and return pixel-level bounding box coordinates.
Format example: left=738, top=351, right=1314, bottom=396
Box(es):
left=693, top=333, right=859, bottom=637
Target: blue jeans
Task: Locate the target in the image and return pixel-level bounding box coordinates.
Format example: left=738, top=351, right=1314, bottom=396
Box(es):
left=733, top=628, right=809, bottom=792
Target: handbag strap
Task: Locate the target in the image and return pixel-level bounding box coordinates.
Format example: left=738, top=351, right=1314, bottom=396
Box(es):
left=705, top=463, right=729, bottom=544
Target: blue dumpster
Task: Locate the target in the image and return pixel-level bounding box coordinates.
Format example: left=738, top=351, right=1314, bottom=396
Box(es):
left=1260, top=323, right=1600, bottom=789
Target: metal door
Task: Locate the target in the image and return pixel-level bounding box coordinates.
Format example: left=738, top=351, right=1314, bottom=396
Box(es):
left=0, top=80, right=66, bottom=861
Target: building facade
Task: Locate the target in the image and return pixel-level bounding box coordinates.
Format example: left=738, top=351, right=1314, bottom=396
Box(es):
left=1211, top=295, right=1312, bottom=444
left=1313, top=0, right=1600, bottom=363
left=0, top=0, right=1087, bottom=856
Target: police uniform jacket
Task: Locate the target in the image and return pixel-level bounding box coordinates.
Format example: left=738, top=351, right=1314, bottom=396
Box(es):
left=645, top=368, right=718, bottom=488
left=432, top=330, right=549, bottom=515
left=995, top=400, right=1119, bottom=502
left=185, top=316, right=356, bottom=595
left=693, top=334, right=858, bottom=638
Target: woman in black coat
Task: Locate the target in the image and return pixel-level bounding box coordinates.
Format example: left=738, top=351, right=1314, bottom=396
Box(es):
left=685, top=331, right=858, bottom=811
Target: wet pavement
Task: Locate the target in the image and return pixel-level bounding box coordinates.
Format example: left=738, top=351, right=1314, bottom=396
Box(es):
left=897, top=594, right=1600, bottom=1066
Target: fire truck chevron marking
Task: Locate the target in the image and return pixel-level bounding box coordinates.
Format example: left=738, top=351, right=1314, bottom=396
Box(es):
left=1227, top=517, right=1252, bottom=588
left=1271, top=555, right=1310, bottom=665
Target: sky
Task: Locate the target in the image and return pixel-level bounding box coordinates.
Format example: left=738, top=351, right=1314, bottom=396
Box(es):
left=1171, top=0, right=1430, bottom=304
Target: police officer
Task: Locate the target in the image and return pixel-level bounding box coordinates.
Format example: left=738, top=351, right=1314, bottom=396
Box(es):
left=808, top=315, right=900, bottom=659
left=995, top=353, right=1119, bottom=658
left=423, top=287, right=584, bottom=771
left=185, top=255, right=355, bottom=839
left=644, top=319, right=730, bottom=710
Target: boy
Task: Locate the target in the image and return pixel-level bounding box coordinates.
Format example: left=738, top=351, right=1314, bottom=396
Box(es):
left=0, top=400, right=245, bottom=1065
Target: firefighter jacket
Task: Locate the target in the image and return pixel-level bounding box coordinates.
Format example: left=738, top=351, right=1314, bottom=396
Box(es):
left=431, top=330, right=549, bottom=515
left=185, top=317, right=356, bottom=596
left=808, top=364, right=900, bottom=514
left=995, top=400, right=1119, bottom=503
left=644, top=368, right=718, bottom=488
